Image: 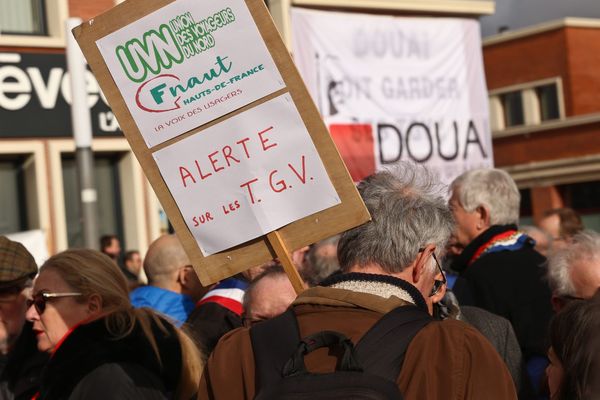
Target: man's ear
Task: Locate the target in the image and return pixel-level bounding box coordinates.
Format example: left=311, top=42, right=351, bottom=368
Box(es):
left=87, top=294, right=103, bottom=314
left=177, top=267, right=187, bottom=286
left=412, top=244, right=435, bottom=284
left=475, top=205, right=491, bottom=230
left=178, top=266, right=194, bottom=288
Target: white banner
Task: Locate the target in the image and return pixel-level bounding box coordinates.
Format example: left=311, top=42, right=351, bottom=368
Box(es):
left=153, top=94, right=340, bottom=255
left=97, top=0, right=285, bottom=148
left=291, top=9, right=493, bottom=184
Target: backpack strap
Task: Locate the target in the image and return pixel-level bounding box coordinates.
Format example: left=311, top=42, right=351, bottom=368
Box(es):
left=250, top=309, right=300, bottom=393
left=354, top=305, right=433, bottom=382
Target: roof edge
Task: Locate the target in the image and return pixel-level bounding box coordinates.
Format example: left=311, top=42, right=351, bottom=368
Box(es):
left=483, top=17, right=600, bottom=46
left=293, top=0, right=495, bottom=16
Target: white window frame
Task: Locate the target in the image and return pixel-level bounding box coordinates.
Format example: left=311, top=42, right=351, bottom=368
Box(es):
left=0, top=140, right=51, bottom=245
left=0, top=0, right=68, bottom=48
left=48, top=138, right=159, bottom=253
left=488, top=77, right=566, bottom=132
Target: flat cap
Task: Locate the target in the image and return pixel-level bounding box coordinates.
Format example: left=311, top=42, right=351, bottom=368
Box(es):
left=0, top=236, right=37, bottom=288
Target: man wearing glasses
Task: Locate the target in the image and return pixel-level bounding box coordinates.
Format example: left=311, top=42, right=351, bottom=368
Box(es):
left=448, top=168, right=553, bottom=396
left=0, top=236, right=47, bottom=400
left=200, top=164, right=516, bottom=400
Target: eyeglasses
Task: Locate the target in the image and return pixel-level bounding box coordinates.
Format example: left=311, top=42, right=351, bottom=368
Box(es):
left=419, top=248, right=447, bottom=297
left=26, top=292, right=83, bottom=314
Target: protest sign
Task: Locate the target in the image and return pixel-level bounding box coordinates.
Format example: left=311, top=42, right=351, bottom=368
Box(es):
left=291, top=8, right=494, bottom=184
left=153, top=93, right=340, bottom=256
left=73, top=0, right=369, bottom=287
left=96, top=0, right=285, bottom=148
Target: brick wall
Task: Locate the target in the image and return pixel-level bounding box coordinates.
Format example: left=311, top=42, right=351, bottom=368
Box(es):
left=493, top=121, right=600, bottom=167
left=483, top=29, right=572, bottom=114
left=483, top=26, right=600, bottom=118
left=565, top=28, right=600, bottom=116
left=69, top=0, right=117, bottom=21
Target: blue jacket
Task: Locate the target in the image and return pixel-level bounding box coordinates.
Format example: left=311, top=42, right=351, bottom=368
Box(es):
left=129, top=286, right=195, bottom=327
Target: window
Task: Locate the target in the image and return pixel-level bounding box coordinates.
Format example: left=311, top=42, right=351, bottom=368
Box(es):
left=536, top=84, right=560, bottom=121
left=0, top=0, right=46, bottom=36
left=62, top=154, right=125, bottom=248
left=0, top=156, right=29, bottom=234
left=501, top=91, right=524, bottom=127
left=489, top=79, right=564, bottom=132
left=0, top=0, right=67, bottom=48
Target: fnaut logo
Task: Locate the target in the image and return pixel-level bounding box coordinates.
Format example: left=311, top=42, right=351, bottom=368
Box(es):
left=114, top=7, right=258, bottom=113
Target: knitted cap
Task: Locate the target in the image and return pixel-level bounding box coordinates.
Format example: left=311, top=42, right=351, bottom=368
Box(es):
left=0, top=236, right=37, bottom=288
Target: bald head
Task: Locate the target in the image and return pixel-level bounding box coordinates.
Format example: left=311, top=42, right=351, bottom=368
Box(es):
left=547, top=231, right=600, bottom=311
left=570, top=256, right=600, bottom=299
left=144, top=235, right=190, bottom=285
left=243, top=269, right=297, bottom=324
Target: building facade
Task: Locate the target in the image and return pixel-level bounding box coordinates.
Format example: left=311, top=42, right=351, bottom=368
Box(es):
left=484, top=18, right=600, bottom=228
left=0, top=0, right=165, bottom=255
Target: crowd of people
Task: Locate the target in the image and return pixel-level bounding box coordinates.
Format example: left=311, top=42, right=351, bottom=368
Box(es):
left=0, top=163, right=599, bottom=399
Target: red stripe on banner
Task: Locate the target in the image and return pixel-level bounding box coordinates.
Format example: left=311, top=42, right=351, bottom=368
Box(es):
left=197, top=295, right=244, bottom=316
left=328, top=123, right=375, bottom=182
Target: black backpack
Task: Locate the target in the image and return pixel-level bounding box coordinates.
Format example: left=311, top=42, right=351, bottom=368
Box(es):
left=250, top=305, right=432, bottom=400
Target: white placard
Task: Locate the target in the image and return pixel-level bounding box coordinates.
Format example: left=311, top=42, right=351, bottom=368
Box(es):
left=97, top=0, right=285, bottom=148
left=153, top=94, right=340, bottom=255
left=291, top=9, right=493, bottom=184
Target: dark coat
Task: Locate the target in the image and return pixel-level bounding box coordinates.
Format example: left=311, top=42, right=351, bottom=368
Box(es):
left=460, top=306, right=534, bottom=399
left=184, top=276, right=248, bottom=359
left=185, top=302, right=242, bottom=359
left=37, top=316, right=183, bottom=400
left=0, top=322, right=48, bottom=400
left=451, top=225, right=554, bottom=359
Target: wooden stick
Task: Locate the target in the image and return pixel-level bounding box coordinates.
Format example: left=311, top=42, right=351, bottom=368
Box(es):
left=266, top=231, right=305, bottom=295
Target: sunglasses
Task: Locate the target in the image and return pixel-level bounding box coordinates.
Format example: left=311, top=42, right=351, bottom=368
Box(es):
left=26, top=292, right=83, bottom=314
left=418, top=248, right=447, bottom=297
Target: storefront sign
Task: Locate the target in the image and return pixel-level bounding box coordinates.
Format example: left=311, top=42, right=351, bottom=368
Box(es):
left=0, top=52, right=121, bottom=137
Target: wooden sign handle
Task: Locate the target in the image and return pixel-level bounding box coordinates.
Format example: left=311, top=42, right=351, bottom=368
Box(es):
left=266, top=231, right=305, bottom=295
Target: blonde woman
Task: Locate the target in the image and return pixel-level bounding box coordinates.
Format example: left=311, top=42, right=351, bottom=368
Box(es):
left=25, top=249, right=202, bottom=399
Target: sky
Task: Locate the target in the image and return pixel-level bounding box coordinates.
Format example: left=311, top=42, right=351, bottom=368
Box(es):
left=480, top=0, right=600, bottom=37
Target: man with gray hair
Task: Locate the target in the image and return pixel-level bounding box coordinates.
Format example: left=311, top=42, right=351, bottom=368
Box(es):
left=448, top=168, right=553, bottom=393
left=130, top=234, right=205, bottom=326
left=547, top=230, right=600, bottom=312
left=200, top=164, right=516, bottom=399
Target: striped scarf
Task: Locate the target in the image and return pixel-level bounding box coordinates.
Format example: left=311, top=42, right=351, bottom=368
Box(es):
left=196, top=277, right=249, bottom=316
left=468, top=229, right=531, bottom=266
